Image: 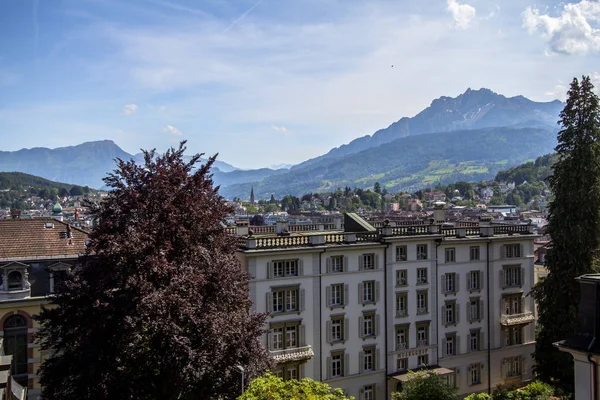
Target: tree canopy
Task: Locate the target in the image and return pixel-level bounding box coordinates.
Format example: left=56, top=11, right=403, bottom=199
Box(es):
left=533, top=76, right=600, bottom=392
left=238, top=372, right=354, bottom=400
left=35, top=142, right=271, bottom=400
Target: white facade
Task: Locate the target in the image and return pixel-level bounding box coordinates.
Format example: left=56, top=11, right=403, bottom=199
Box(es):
left=237, top=222, right=537, bottom=399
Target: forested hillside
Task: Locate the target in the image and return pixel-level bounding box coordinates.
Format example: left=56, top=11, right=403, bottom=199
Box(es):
left=0, top=172, right=93, bottom=209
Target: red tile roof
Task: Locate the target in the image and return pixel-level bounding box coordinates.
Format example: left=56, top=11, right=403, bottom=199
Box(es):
left=0, top=218, right=88, bottom=260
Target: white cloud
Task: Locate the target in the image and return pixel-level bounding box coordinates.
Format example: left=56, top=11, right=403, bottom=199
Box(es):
left=122, top=103, right=138, bottom=115
left=447, top=0, right=476, bottom=29
left=271, top=125, right=292, bottom=135
left=163, top=124, right=182, bottom=135
left=544, top=82, right=569, bottom=100
left=523, top=0, right=600, bottom=55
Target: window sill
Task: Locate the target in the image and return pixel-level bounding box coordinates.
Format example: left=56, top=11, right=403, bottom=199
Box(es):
left=361, top=335, right=377, bottom=340
left=469, top=288, right=482, bottom=293
left=329, top=305, right=345, bottom=310
left=396, top=283, right=408, bottom=288
left=361, top=301, right=377, bottom=306
left=270, top=311, right=301, bottom=317
left=416, top=282, right=428, bottom=286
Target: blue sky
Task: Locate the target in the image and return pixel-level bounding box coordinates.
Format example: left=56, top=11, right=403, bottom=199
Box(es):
left=1, top=0, right=599, bottom=169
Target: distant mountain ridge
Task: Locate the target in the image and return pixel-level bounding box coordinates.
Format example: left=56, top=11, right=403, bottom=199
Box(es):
left=220, top=126, right=558, bottom=198
left=293, top=88, right=562, bottom=170
left=0, top=140, right=280, bottom=189
left=0, top=88, right=563, bottom=194
left=0, top=140, right=132, bottom=189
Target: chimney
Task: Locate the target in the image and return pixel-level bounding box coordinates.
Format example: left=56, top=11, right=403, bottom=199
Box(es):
left=333, top=215, right=343, bottom=230
left=433, top=202, right=445, bottom=224
left=235, top=220, right=249, bottom=236
left=276, top=220, right=288, bottom=235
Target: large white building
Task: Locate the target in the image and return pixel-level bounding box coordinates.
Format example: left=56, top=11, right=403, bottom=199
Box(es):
left=235, top=212, right=537, bottom=399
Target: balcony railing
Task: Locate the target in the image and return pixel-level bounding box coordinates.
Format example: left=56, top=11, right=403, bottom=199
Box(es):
left=396, top=309, right=408, bottom=318
left=417, top=306, right=428, bottom=315
left=417, top=339, right=429, bottom=348
left=270, top=345, right=314, bottom=363
left=500, top=312, right=535, bottom=326
left=396, top=342, right=408, bottom=351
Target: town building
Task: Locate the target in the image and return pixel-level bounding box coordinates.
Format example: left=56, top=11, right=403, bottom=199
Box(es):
left=0, top=218, right=88, bottom=399
left=235, top=211, right=537, bottom=399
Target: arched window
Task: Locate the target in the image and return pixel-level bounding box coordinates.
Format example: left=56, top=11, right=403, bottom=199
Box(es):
left=7, top=271, right=22, bottom=291
left=3, top=315, right=28, bottom=380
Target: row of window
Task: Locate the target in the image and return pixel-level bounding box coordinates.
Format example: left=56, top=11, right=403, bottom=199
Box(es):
left=268, top=321, right=305, bottom=350
left=266, top=287, right=304, bottom=314
left=395, top=325, right=483, bottom=355
left=441, top=298, right=484, bottom=326
left=267, top=254, right=380, bottom=278
left=325, top=313, right=382, bottom=343
left=395, top=267, right=523, bottom=290
left=269, top=320, right=523, bottom=354
left=395, top=290, right=429, bottom=317
left=267, top=248, right=523, bottom=281
left=268, top=284, right=523, bottom=318
left=327, top=347, right=380, bottom=379
left=395, top=243, right=523, bottom=263
left=326, top=281, right=381, bottom=308
left=394, top=322, right=431, bottom=349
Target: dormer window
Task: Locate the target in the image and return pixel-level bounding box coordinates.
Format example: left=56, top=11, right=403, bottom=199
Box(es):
left=7, top=271, right=22, bottom=291
left=0, top=262, right=31, bottom=300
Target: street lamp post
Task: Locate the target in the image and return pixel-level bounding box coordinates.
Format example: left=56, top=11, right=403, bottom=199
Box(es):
left=236, top=365, right=245, bottom=396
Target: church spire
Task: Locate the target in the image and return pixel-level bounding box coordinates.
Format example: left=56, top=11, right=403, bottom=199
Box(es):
left=250, top=187, right=255, bottom=204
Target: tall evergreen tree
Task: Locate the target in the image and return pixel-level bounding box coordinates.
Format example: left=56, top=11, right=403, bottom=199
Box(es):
left=532, top=76, right=600, bottom=391
left=36, top=143, right=271, bottom=400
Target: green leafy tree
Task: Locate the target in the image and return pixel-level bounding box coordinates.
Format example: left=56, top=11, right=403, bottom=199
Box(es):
left=69, top=185, right=83, bottom=196
left=239, top=372, right=354, bottom=400
left=35, top=143, right=271, bottom=400
left=392, top=370, right=458, bottom=400
left=374, top=182, right=381, bottom=194
left=532, top=76, right=600, bottom=393
left=464, top=393, right=492, bottom=400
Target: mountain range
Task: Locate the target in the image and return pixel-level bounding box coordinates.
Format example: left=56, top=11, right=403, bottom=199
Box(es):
left=0, top=88, right=563, bottom=197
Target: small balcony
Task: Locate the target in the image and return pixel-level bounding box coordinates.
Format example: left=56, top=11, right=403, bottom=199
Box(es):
left=417, top=339, right=429, bottom=348
left=500, top=312, right=535, bottom=326
left=396, top=342, right=408, bottom=351
left=270, top=345, right=314, bottom=363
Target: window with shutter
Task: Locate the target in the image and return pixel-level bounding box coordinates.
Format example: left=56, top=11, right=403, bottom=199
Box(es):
left=344, top=318, right=349, bottom=341
left=330, top=256, right=344, bottom=273
left=344, top=284, right=349, bottom=306
left=396, top=269, right=408, bottom=286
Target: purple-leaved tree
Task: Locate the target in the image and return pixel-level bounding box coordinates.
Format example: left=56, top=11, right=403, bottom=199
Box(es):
left=36, top=142, right=271, bottom=399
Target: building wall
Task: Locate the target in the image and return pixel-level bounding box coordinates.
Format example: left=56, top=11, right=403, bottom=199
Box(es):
left=0, top=299, right=49, bottom=400
left=239, top=230, right=538, bottom=399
